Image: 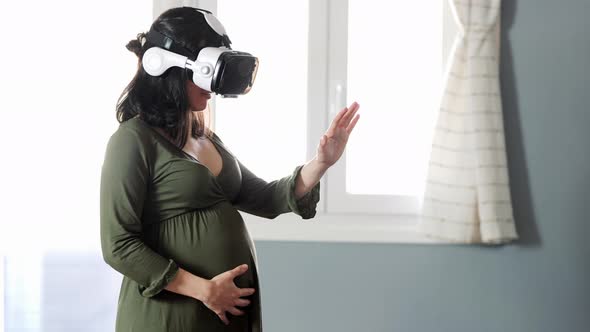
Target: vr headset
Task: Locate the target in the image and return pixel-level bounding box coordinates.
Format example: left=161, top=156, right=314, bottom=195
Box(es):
left=141, top=8, right=259, bottom=98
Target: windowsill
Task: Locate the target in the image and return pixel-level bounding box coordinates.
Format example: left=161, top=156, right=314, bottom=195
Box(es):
left=242, top=212, right=449, bottom=244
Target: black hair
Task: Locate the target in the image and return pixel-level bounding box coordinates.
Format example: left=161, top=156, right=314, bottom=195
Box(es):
left=116, top=7, right=227, bottom=148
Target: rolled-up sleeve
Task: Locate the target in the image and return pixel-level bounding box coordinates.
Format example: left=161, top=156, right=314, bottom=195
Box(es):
left=100, top=126, right=179, bottom=298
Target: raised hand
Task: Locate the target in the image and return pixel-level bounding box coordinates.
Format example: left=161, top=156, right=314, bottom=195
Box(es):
left=317, top=101, right=361, bottom=168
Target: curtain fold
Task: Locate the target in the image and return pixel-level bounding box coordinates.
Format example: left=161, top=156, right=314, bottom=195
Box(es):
left=419, top=0, right=518, bottom=243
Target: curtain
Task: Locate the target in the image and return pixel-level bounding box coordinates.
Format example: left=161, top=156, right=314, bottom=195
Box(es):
left=419, top=0, right=518, bottom=243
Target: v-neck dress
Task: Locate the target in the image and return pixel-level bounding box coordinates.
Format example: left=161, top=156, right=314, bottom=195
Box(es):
left=99, top=116, right=320, bottom=331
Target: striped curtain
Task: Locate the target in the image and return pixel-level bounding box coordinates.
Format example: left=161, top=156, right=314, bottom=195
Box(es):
left=419, top=0, right=518, bottom=243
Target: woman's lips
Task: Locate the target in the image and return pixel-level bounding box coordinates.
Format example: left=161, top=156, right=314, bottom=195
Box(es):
left=201, top=92, right=211, bottom=99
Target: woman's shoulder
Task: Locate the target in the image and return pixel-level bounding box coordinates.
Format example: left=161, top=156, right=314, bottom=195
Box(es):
left=102, top=118, right=154, bottom=177
left=107, top=117, right=154, bottom=154
left=119, top=116, right=147, bottom=133
left=115, top=116, right=157, bottom=142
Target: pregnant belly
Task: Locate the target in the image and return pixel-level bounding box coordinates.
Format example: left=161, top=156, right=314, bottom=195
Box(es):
left=155, top=201, right=256, bottom=289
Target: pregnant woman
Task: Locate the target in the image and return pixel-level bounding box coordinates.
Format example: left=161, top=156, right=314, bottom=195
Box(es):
left=100, top=6, right=360, bottom=331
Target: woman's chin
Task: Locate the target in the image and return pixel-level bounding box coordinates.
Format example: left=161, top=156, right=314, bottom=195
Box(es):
left=191, top=104, right=208, bottom=112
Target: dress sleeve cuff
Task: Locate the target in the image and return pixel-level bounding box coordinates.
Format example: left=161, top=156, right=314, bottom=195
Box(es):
left=138, top=259, right=180, bottom=298
left=287, top=165, right=321, bottom=219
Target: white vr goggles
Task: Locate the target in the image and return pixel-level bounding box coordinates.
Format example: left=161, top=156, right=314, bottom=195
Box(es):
left=141, top=8, right=259, bottom=98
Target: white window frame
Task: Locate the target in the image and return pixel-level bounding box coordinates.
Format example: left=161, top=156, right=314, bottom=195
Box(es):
left=156, top=0, right=460, bottom=243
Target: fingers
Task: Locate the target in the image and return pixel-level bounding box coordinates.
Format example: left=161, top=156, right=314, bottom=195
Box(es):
left=238, top=287, right=256, bottom=297
left=328, top=107, right=348, bottom=134
left=217, top=311, right=229, bottom=325
left=210, top=264, right=256, bottom=326
left=217, top=305, right=247, bottom=326
left=215, top=296, right=251, bottom=325
left=235, top=298, right=251, bottom=307
left=346, top=113, right=360, bottom=134
left=329, top=102, right=360, bottom=136
left=340, top=102, right=360, bottom=128
left=228, top=306, right=246, bottom=316
left=229, top=264, right=248, bottom=278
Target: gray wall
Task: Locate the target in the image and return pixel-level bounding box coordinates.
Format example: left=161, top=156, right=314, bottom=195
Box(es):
left=254, top=1, right=590, bottom=331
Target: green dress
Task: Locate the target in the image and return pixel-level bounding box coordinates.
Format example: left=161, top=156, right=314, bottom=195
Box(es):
left=100, top=116, right=320, bottom=331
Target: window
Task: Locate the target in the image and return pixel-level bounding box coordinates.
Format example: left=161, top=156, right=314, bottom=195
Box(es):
left=344, top=1, right=442, bottom=196
left=0, top=1, right=153, bottom=330
left=0, top=0, right=152, bottom=251
left=0, top=0, right=456, bottom=255
left=215, top=0, right=309, bottom=182
left=208, top=0, right=457, bottom=242
left=324, top=0, right=441, bottom=215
